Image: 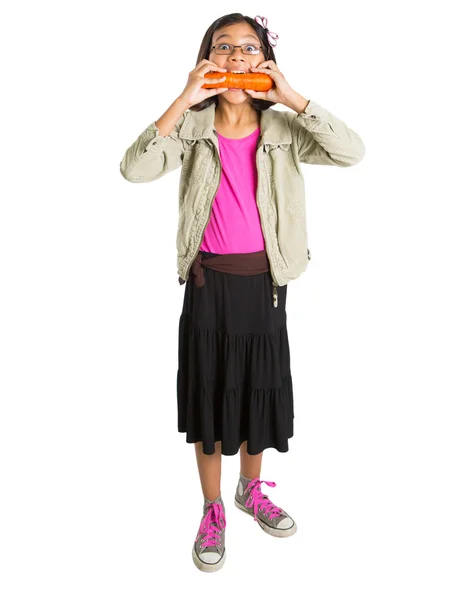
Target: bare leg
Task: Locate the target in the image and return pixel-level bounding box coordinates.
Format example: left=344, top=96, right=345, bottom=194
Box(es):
left=239, top=441, right=263, bottom=479
left=195, top=441, right=222, bottom=501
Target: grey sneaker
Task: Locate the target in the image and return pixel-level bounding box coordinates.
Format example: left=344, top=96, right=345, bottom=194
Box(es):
left=192, top=494, right=227, bottom=572
left=235, top=473, right=297, bottom=537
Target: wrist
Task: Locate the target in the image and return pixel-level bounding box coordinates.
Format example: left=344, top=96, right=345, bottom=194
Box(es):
left=283, top=91, right=309, bottom=114
left=176, top=95, right=192, bottom=111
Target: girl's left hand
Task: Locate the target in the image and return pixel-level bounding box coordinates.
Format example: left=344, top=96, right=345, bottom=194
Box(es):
left=244, top=60, right=295, bottom=105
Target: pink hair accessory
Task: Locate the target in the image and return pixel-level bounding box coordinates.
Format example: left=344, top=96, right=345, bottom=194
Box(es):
left=254, top=15, right=279, bottom=47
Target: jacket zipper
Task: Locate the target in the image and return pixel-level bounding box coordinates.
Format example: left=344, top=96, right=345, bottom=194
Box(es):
left=255, top=141, right=279, bottom=308
left=184, top=140, right=222, bottom=281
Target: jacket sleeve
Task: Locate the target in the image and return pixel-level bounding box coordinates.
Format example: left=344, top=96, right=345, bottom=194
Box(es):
left=119, top=111, right=188, bottom=183
left=290, top=99, right=365, bottom=167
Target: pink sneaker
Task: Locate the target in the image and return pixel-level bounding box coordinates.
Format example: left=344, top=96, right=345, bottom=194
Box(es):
left=192, top=495, right=227, bottom=572
left=235, top=473, right=297, bottom=537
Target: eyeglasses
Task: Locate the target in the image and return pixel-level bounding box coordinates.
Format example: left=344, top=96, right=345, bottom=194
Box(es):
left=211, top=43, right=263, bottom=55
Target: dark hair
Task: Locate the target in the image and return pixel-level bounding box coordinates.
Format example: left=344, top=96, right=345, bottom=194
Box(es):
left=190, top=13, right=278, bottom=112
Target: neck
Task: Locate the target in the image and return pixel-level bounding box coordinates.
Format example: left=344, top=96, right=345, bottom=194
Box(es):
left=215, top=99, right=259, bottom=126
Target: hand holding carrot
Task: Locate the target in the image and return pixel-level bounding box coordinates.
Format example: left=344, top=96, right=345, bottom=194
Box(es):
left=243, top=60, right=295, bottom=105
left=179, top=59, right=229, bottom=108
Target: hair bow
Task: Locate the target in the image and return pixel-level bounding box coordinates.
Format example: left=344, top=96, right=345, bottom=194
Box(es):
left=254, top=15, right=279, bottom=47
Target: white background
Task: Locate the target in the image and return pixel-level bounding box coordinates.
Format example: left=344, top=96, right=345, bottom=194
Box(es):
left=1, top=0, right=467, bottom=598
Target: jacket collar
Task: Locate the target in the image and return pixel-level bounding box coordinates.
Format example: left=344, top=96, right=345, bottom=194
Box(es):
left=178, top=101, right=292, bottom=146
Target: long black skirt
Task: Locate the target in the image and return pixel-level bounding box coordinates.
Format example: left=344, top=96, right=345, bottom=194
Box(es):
left=177, top=250, right=294, bottom=456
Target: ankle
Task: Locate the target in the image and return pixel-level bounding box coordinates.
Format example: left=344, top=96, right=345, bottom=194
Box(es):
left=240, top=472, right=259, bottom=481
left=204, top=492, right=222, bottom=504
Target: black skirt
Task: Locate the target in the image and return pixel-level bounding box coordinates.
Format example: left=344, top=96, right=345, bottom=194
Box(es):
left=177, top=250, right=294, bottom=456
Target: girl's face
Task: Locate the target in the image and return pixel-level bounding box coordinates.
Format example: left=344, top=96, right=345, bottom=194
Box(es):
left=209, top=23, right=266, bottom=102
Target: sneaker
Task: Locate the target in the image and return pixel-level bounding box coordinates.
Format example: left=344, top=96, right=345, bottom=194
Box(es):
left=235, top=473, right=297, bottom=537
left=192, top=494, right=227, bottom=572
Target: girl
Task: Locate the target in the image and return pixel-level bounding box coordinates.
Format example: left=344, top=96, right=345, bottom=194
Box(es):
left=120, top=13, right=365, bottom=572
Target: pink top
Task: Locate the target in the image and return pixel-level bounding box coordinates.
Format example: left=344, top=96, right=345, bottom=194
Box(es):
left=199, top=127, right=265, bottom=254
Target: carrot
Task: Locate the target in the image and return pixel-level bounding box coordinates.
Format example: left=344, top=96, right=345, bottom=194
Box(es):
left=202, top=72, right=273, bottom=91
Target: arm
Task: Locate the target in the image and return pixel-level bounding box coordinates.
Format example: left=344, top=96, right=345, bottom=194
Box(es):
left=285, top=92, right=366, bottom=167
left=119, top=97, right=190, bottom=183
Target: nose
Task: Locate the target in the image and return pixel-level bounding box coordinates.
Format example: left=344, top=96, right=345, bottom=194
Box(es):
left=228, top=58, right=247, bottom=69
left=229, top=46, right=246, bottom=60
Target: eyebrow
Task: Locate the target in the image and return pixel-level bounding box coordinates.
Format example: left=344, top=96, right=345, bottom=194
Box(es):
left=214, top=33, right=259, bottom=43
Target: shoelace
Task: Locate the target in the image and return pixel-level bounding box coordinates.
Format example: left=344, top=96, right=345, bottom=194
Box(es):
left=244, top=478, right=284, bottom=522
left=195, top=502, right=226, bottom=548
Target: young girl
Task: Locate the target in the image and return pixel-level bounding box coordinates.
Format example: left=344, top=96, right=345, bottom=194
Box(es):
left=120, top=13, right=365, bottom=572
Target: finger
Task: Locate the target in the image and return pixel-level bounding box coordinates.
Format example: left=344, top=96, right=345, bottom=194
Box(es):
left=251, top=69, right=277, bottom=81
left=251, top=66, right=277, bottom=74
left=206, top=87, right=225, bottom=96
left=244, top=89, right=261, bottom=98
left=203, top=64, right=227, bottom=73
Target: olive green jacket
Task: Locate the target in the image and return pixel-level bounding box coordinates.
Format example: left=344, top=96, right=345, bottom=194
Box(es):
left=119, top=99, right=365, bottom=287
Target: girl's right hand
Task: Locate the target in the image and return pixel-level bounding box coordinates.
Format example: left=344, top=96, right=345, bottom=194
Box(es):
left=178, top=60, right=229, bottom=108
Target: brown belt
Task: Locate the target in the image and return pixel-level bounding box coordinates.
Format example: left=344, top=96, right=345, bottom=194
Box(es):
left=178, top=250, right=279, bottom=307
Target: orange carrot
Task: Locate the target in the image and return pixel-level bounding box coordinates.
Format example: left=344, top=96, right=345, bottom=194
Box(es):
left=202, top=71, right=273, bottom=91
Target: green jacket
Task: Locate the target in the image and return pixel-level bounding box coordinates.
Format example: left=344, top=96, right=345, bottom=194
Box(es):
left=120, top=99, right=365, bottom=288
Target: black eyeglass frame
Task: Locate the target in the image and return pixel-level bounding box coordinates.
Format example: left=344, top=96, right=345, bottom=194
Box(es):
left=210, top=43, right=265, bottom=55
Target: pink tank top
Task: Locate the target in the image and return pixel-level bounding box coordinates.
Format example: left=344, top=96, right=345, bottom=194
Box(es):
left=199, top=127, right=265, bottom=254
